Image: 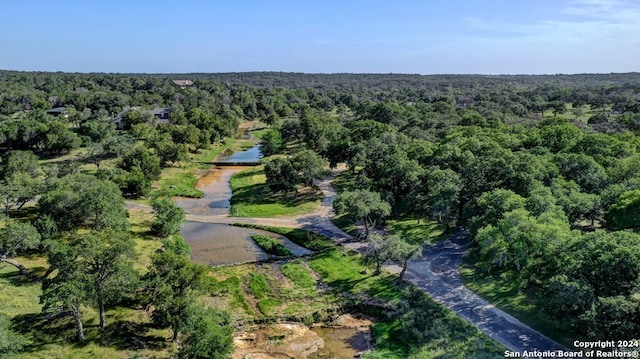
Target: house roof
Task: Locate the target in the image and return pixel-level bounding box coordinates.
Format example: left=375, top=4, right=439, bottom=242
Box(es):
left=149, top=107, right=171, bottom=115
left=172, top=80, right=193, bottom=86
left=46, top=107, right=67, bottom=114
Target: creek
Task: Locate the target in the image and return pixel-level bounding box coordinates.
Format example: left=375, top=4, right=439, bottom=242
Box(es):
left=175, top=141, right=371, bottom=358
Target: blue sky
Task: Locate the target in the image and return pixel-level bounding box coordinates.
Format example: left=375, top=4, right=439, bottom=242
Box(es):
left=1, top=0, right=638, bottom=74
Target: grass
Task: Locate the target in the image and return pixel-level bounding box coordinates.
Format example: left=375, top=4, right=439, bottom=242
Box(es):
left=250, top=235, right=292, bottom=256
left=281, top=262, right=315, bottom=288
left=208, top=263, right=329, bottom=320
left=128, top=210, right=164, bottom=272
left=151, top=167, right=204, bottom=198
left=460, top=261, right=576, bottom=349
left=233, top=224, right=334, bottom=251
left=386, top=218, right=446, bottom=246
left=0, top=208, right=177, bottom=359
left=309, top=248, right=401, bottom=301
left=247, top=273, right=274, bottom=299
left=257, top=299, right=283, bottom=316
left=229, top=166, right=321, bottom=217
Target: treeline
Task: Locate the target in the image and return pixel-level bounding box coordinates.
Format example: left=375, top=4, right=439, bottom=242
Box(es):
left=254, top=74, right=640, bottom=340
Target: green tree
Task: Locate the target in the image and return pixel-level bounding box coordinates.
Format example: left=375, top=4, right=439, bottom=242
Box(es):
left=114, top=166, right=151, bottom=199
left=364, top=234, right=392, bottom=275
left=422, top=166, right=461, bottom=226
left=387, top=235, right=422, bottom=281
left=606, top=190, right=640, bottom=230
left=0, top=312, right=26, bottom=355
left=0, top=172, right=42, bottom=215
left=143, top=238, right=208, bottom=342
left=468, top=189, right=525, bottom=236
left=333, top=189, right=391, bottom=238
left=119, top=146, right=162, bottom=181
left=151, top=197, right=186, bottom=237
left=264, top=157, right=299, bottom=193
left=75, top=230, right=137, bottom=330
left=259, top=129, right=283, bottom=157
left=177, top=305, right=234, bottom=359
left=542, top=275, right=595, bottom=327
left=573, top=230, right=640, bottom=297
left=38, top=174, right=129, bottom=233
left=376, top=151, right=422, bottom=216
left=41, top=241, right=90, bottom=341
left=0, top=220, right=41, bottom=275
left=579, top=296, right=640, bottom=340
left=1, top=150, right=40, bottom=178
left=291, top=149, right=327, bottom=187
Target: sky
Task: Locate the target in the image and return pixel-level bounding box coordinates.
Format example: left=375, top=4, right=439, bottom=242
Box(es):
left=1, top=0, right=638, bottom=74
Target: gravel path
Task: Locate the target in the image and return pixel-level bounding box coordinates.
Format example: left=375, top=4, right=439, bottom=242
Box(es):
left=386, top=231, right=567, bottom=352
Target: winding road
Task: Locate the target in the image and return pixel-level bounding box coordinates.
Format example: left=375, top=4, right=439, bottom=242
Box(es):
left=127, top=165, right=567, bottom=353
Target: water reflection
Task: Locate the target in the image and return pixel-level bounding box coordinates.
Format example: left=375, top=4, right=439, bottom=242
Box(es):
left=216, top=144, right=263, bottom=163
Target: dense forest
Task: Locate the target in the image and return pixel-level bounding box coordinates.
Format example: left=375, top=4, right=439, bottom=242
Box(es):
left=1, top=69, right=640, bottom=357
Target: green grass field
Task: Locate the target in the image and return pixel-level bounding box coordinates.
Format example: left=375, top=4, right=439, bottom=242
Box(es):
left=229, top=166, right=321, bottom=217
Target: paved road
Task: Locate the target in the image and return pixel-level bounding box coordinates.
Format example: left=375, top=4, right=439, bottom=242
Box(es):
left=387, top=231, right=567, bottom=353
left=128, top=166, right=566, bottom=353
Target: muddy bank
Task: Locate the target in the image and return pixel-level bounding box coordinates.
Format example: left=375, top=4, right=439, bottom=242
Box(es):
left=233, top=315, right=372, bottom=359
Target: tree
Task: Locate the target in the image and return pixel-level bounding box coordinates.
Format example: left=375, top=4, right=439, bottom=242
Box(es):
left=151, top=197, right=186, bottom=237
left=119, top=146, right=162, bottom=181
left=0, top=312, right=26, bottom=355
left=291, top=149, right=327, bottom=187
left=75, top=230, right=137, bottom=331
left=38, top=174, right=129, bottom=233
left=41, top=241, right=90, bottom=341
left=376, top=151, right=422, bottom=216
left=422, top=167, right=461, bottom=227
left=114, top=166, right=151, bottom=199
left=606, top=190, right=640, bottom=230
left=573, top=230, right=640, bottom=297
left=0, top=172, right=42, bottom=215
left=468, top=189, right=526, bottom=236
left=364, top=234, right=392, bottom=275
left=0, top=220, right=41, bottom=275
left=177, top=305, right=234, bottom=359
left=1, top=150, right=40, bottom=179
left=333, top=190, right=391, bottom=238
left=143, top=238, right=208, bottom=342
left=264, top=157, right=299, bottom=193
left=387, top=235, right=422, bottom=281
left=259, top=129, right=283, bottom=157
left=542, top=275, right=595, bottom=327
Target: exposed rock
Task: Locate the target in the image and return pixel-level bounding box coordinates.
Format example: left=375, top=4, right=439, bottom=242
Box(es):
left=234, top=323, right=324, bottom=359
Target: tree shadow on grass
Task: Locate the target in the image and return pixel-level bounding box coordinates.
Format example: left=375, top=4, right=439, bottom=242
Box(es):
left=233, top=183, right=321, bottom=208
left=12, top=312, right=170, bottom=354
left=0, top=266, right=46, bottom=287
left=96, top=320, right=168, bottom=351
